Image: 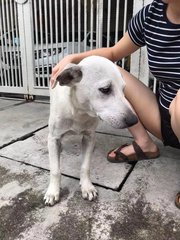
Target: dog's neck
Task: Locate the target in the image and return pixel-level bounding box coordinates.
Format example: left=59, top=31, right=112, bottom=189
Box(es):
left=70, top=87, right=97, bottom=118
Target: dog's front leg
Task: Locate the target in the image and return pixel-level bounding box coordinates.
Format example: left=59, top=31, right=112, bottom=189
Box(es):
left=80, top=131, right=98, bottom=201
left=44, top=134, right=61, bottom=206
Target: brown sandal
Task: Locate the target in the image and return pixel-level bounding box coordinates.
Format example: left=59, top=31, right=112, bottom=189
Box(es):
left=175, top=192, right=180, bottom=209
left=107, top=141, right=160, bottom=163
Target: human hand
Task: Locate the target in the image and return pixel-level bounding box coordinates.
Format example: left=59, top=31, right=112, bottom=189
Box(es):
left=50, top=54, right=75, bottom=89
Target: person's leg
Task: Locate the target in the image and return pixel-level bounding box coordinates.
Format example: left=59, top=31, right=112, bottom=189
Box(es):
left=169, top=89, right=180, bottom=141
left=108, top=67, right=162, bottom=158
left=169, top=90, right=180, bottom=207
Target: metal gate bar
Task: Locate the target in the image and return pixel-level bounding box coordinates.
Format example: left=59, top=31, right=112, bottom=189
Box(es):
left=0, top=0, right=25, bottom=93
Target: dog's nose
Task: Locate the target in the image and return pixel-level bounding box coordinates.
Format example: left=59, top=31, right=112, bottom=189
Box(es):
left=125, top=113, right=138, bottom=127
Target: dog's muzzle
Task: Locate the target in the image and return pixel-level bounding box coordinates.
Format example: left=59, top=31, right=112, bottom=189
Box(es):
left=124, top=113, right=138, bottom=127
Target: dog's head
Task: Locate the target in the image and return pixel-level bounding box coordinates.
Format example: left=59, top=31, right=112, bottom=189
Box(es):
left=54, top=56, right=138, bottom=129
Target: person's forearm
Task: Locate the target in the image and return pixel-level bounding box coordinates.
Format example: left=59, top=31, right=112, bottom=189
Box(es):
left=69, top=47, right=115, bottom=64
left=111, top=32, right=140, bottom=61
left=70, top=32, right=139, bottom=64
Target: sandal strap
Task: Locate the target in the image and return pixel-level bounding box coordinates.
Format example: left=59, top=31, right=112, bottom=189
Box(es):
left=116, top=141, right=147, bottom=162
left=115, top=150, right=129, bottom=162
left=132, top=141, right=147, bottom=160
left=114, top=144, right=129, bottom=162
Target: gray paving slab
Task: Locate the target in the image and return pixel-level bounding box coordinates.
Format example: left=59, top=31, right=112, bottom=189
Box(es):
left=0, top=153, right=179, bottom=240
left=0, top=123, right=179, bottom=190
left=124, top=155, right=180, bottom=208
left=117, top=155, right=180, bottom=240
left=0, top=127, right=133, bottom=189
left=96, top=120, right=132, bottom=137
left=0, top=98, right=24, bottom=110
left=0, top=100, right=180, bottom=240
left=0, top=156, right=127, bottom=240
left=0, top=102, right=49, bottom=148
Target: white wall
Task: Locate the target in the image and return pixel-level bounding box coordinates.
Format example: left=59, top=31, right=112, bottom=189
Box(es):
left=130, top=0, right=152, bottom=85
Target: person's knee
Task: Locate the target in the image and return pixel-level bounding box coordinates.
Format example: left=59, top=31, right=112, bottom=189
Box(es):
left=176, top=89, right=180, bottom=101
left=169, top=90, right=180, bottom=114
left=170, top=90, right=180, bottom=140
left=175, top=90, right=180, bottom=121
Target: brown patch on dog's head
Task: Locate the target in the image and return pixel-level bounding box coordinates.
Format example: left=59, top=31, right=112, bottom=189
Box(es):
left=57, top=66, right=82, bottom=86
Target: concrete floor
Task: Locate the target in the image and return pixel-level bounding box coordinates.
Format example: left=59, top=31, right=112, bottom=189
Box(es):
left=0, top=98, right=179, bottom=240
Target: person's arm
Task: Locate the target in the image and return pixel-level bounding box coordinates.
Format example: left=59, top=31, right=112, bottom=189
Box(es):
left=51, top=31, right=140, bottom=86
left=110, top=31, right=140, bottom=61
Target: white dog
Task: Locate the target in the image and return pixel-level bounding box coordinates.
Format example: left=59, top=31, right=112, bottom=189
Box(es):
left=44, top=56, right=138, bottom=206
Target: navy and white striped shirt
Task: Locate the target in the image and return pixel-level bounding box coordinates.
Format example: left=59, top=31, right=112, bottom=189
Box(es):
left=128, top=0, right=180, bottom=110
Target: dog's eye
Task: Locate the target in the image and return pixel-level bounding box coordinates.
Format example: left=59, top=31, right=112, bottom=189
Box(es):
left=99, top=86, right=112, bottom=95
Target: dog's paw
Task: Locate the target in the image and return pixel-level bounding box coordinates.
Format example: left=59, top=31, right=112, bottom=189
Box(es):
left=81, top=182, right=98, bottom=201
left=44, top=186, right=60, bottom=206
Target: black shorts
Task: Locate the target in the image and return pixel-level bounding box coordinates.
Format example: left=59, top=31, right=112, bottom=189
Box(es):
left=158, top=103, right=180, bottom=149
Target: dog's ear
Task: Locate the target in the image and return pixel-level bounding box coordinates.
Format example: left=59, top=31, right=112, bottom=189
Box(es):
left=56, top=64, right=82, bottom=87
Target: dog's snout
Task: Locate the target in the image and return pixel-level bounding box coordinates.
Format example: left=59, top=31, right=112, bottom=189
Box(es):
left=125, top=113, right=138, bottom=127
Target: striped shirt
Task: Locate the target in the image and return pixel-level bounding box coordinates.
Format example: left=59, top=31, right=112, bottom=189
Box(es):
left=128, top=0, right=180, bottom=110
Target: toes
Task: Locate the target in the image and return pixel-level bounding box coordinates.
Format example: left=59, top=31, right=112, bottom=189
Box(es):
left=44, top=193, right=59, bottom=206
left=81, top=186, right=98, bottom=201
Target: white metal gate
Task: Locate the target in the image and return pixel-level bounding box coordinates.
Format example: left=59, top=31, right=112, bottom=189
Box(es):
left=0, top=0, right=149, bottom=98
left=0, top=0, right=28, bottom=95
